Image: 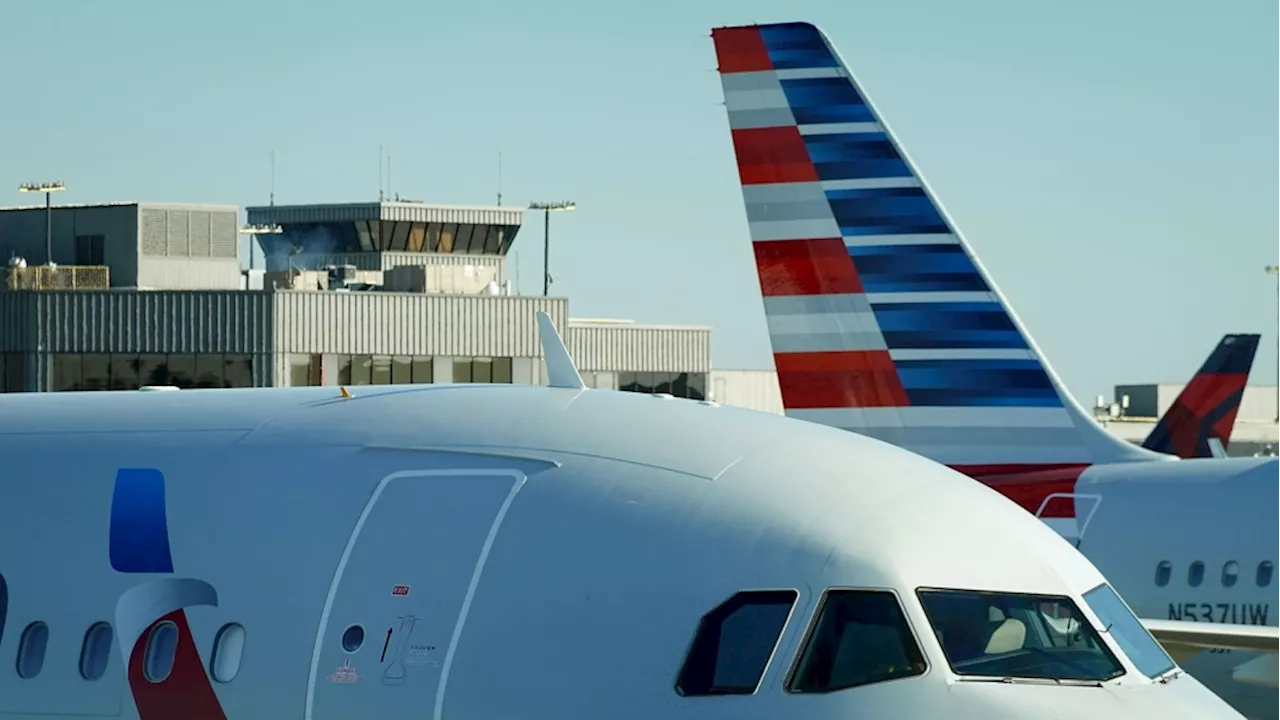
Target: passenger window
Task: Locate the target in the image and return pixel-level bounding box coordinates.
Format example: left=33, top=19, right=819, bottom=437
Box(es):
left=1258, top=562, right=1275, bottom=588
left=0, top=573, right=6, bottom=649
left=210, top=623, right=246, bottom=683
left=1154, top=561, right=1171, bottom=587
left=79, top=622, right=114, bottom=681
left=16, top=621, right=49, bottom=679
left=341, top=625, right=364, bottom=653
left=143, top=621, right=179, bottom=683
left=675, top=590, right=797, bottom=696
left=1187, top=561, right=1204, bottom=587
left=789, top=590, right=926, bottom=693
left=1222, top=561, right=1239, bottom=588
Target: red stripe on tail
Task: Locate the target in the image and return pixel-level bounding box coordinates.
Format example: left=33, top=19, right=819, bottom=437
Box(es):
left=731, top=127, right=820, bottom=185
left=754, top=238, right=863, bottom=296
left=775, top=350, right=909, bottom=409
left=711, top=26, right=774, bottom=73
left=951, top=463, right=1090, bottom=517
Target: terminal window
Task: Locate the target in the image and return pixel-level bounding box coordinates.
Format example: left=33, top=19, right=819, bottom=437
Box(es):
left=332, top=355, right=512, bottom=385
left=50, top=353, right=254, bottom=390
left=0, top=353, right=24, bottom=392
left=618, top=371, right=707, bottom=400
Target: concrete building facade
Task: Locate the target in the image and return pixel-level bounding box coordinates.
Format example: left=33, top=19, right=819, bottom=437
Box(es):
left=0, top=200, right=710, bottom=398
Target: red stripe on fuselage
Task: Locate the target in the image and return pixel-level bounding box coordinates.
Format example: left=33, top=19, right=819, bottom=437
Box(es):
left=128, top=610, right=228, bottom=720
left=754, top=238, right=863, bottom=296
left=731, top=127, right=820, bottom=185
left=950, top=463, right=1091, bottom=517
left=711, top=26, right=774, bottom=73
left=774, top=350, right=909, bottom=408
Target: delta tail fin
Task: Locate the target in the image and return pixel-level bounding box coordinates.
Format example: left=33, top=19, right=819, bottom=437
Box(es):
left=711, top=22, right=1161, bottom=475
left=1142, top=333, right=1260, bottom=459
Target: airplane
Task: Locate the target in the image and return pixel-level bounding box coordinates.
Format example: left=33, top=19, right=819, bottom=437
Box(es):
left=1140, top=333, right=1262, bottom=459
left=0, top=312, right=1248, bottom=719
left=708, top=21, right=1279, bottom=719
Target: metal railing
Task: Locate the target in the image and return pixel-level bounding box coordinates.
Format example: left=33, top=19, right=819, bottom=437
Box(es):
left=5, top=265, right=110, bottom=291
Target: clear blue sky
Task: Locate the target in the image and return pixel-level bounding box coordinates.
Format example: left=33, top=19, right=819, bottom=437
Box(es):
left=2, top=0, right=1276, bottom=402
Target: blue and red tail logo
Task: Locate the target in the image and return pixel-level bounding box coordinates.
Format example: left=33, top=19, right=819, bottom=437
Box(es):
left=710, top=22, right=1150, bottom=477
left=1142, top=334, right=1260, bottom=459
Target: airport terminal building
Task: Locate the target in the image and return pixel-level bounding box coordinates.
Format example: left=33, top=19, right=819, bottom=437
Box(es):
left=0, top=197, right=1273, bottom=456
left=0, top=200, right=709, bottom=397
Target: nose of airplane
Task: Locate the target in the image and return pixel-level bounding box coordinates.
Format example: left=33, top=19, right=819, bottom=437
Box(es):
left=949, top=674, right=1245, bottom=719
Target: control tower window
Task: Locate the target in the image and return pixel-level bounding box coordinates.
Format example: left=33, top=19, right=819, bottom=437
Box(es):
left=675, top=590, right=797, bottom=696
left=788, top=590, right=926, bottom=693
left=917, top=588, right=1125, bottom=683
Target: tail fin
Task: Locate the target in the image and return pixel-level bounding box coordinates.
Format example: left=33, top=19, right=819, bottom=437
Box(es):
left=711, top=22, right=1160, bottom=474
left=1142, top=334, right=1260, bottom=459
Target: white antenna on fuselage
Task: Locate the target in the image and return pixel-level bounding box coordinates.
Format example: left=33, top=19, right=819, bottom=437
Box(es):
left=535, top=311, right=584, bottom=390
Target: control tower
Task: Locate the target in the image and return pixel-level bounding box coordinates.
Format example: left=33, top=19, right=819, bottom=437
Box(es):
left=244, top=200, right=524, bottom=293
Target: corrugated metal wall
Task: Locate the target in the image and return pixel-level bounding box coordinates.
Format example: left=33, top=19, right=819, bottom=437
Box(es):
left=0, top=291, right=271, bottom=353
left=272, top=293, right=567, bottom=357
left=566, top=324, right=711, bottom=372
left=0, top=290, right=274, bottom=388
left=710, top=370, right=783, bottom=414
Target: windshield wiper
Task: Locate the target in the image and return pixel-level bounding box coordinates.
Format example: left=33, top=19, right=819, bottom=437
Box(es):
left=1155, top=667, right=1184, bottom=684
left=955, top=675, right=1103, bottom=688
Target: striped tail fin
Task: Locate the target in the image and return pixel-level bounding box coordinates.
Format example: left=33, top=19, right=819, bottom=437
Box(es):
left=1142, top=333, right=1260, bottom=459
left=710, top=22, right=1162, bottom=477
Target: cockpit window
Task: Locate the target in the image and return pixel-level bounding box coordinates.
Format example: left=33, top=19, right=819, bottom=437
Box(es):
left=675, top=590, right=797, bottom=696
left=1081, top=583, right=1176, bottom=679
left=917, top=588, right=1125, bottom=683
left=788, top=589, right=927, bottom=693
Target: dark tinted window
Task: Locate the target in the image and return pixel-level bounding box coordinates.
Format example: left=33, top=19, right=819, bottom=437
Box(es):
left=676, top=590, right=797, bottom=696
left=143, top=621, right=179, bottom=683
left=1154, top=561, right=1171, bottom=587
left=1258, top=562, right=1274, bottom=588
left=16, top=621, right=49, bottom=679
left=789, top=590, right=926, bottom=692
left=0, top=573, right=6, bottom=648
left=79, top=622, right=114, bottom=681
left=1188, top=561, right=1204, bottom=587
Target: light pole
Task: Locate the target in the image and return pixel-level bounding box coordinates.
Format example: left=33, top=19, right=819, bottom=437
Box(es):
left=238, top=224, right=283, bottom=271
left=528, top=201, right=576, bottom=296
left=18, top=181, right=66, bottom=267
left=1264, top=263, right=1274, bottom=420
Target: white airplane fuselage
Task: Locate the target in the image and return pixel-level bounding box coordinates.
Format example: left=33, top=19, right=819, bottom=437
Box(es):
left=0, top=384, right=1249, bottom=719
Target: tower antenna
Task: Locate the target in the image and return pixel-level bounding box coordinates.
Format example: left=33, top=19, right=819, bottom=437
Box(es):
left=497, top=150, right=504, bottom=206
left=378, top=144, right=384, bottom=201
left=269, top=150, right=276, bottom=206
